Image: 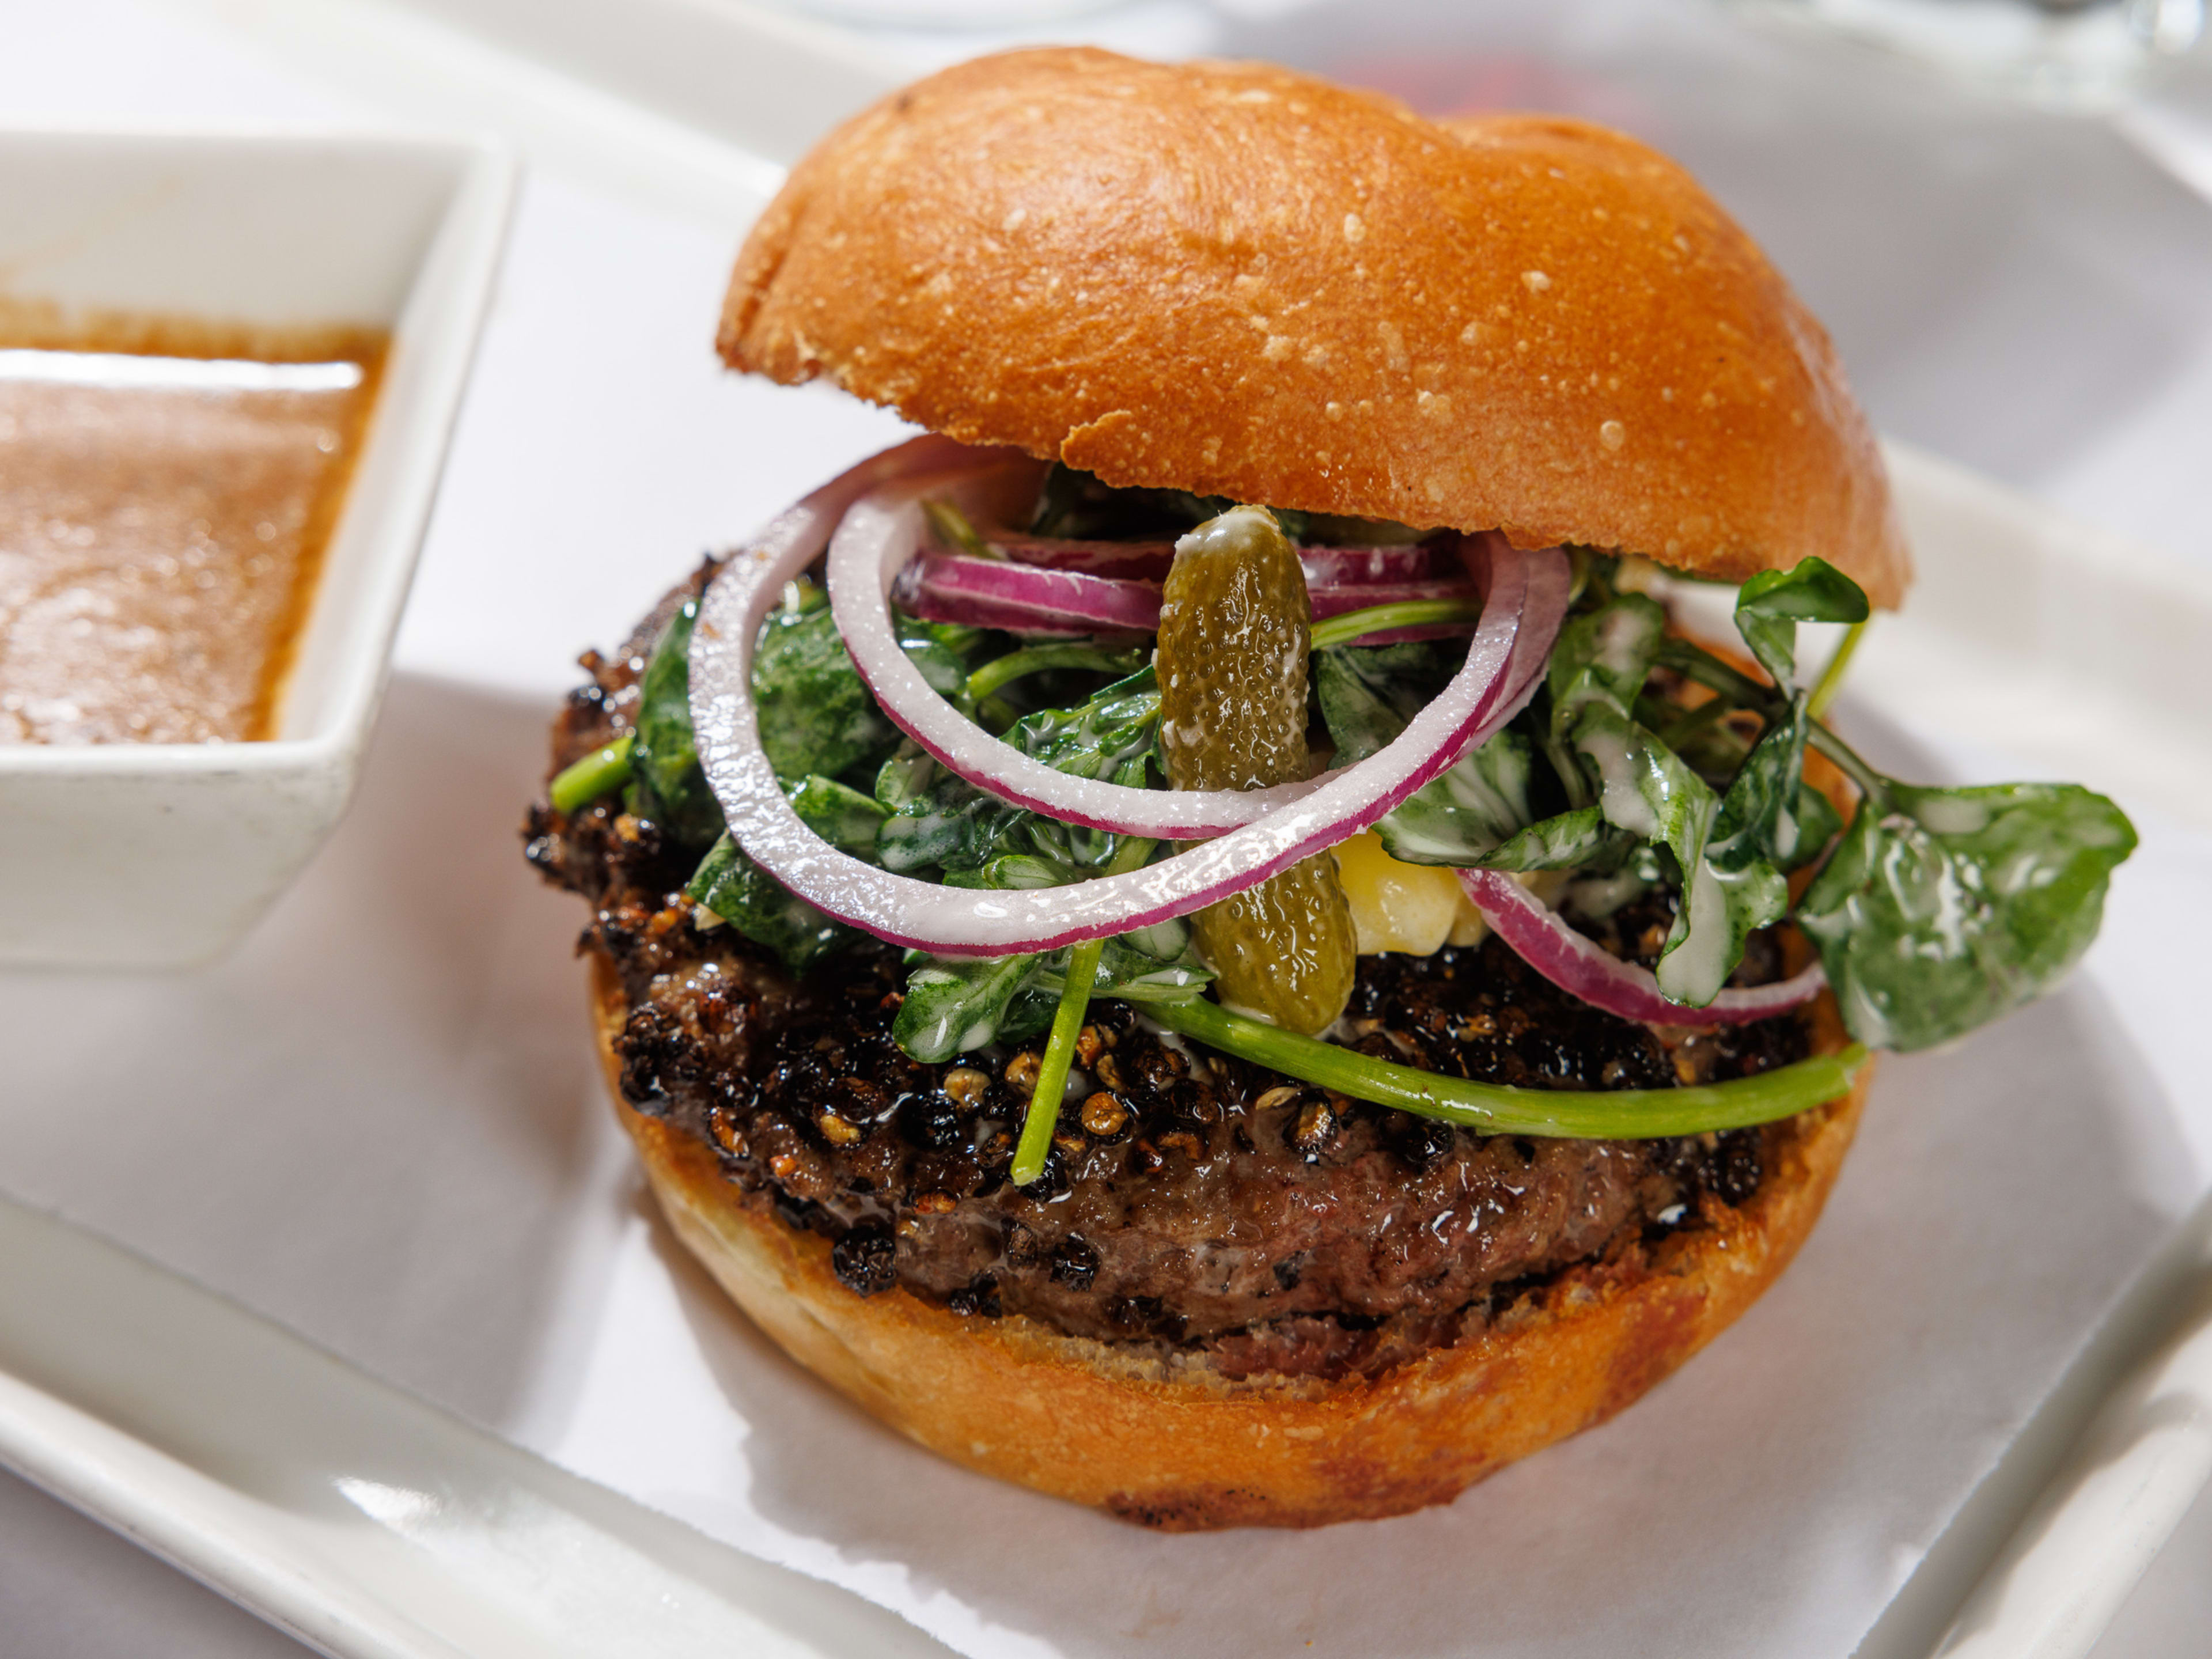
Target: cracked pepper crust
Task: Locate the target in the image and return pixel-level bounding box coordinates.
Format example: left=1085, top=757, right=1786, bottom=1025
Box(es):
left=527, top=566, right=1869, bottom=1527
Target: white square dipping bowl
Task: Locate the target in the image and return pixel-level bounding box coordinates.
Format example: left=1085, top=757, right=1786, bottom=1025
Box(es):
left=0, top=131, right=514, bottom=968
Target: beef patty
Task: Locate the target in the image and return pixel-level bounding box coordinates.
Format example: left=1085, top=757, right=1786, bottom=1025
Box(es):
left=526, top=565, right=1815, bottom=1381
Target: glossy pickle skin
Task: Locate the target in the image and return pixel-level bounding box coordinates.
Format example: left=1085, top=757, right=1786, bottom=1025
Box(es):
left=1157, top=507, right=1357, bottom=1034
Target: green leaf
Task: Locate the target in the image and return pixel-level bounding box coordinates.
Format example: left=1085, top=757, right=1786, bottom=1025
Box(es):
left=878, top=668, right=1161, bottom=877
left=1733, top=557, right=1870, bottom=687
left=685, top=834, right=853, bottom=975
left=1373, top=732, right=1542, bottom=865
left=785, top=775, right=887, bottom=858
left=1572, top=705, right=1788, bottom=1005
left=1709, top=694, right=1821, bottom=873
left=895, top=612, right=989, bottom=706
left=893, top=952, right=1055, bottom=1063
left=630, top=599, right=725, bottom=848
left=1036, top=932, right=1213, bottom=1002
left=751, top=601, right=896, bottom=784
left=1547, top=593, right=1667, bottom=741
left=940, top=854, right=1077, bottom=890
left=1472, top=805, right=1638, bottom=872
left=1314, top=642, right=1459, bottom=768
left=1797, top=782, right=2136, bottom=1052
left=874, top=740, right=938, bottom=811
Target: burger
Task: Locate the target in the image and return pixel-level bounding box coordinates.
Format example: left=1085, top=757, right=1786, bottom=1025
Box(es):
left=522, top=48, right=2135, bottom=1529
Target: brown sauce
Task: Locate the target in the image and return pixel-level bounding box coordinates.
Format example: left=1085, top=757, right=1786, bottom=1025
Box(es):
left=0, top=313, right=385, bottom=744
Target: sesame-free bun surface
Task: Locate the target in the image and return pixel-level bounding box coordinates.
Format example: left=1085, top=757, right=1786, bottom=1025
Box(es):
left=720, top=48, right=1909, bottom=607
left=595, top=953, right=1869, bottom=1529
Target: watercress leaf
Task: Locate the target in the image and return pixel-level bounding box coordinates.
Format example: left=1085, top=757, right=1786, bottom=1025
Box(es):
left=1471, top=806, right=1637, bottom=872
left=1007, top=665, right=1161, bottom=779
left=1118, top=914, right=1192, bottom=963
left=1373, top=730, right=1539, bottom=865
left=1037, top=934, right=1213, bottom=1003
left=1547, top=593, right=1667, bottom=742
left=893, top=952, right=1051, bottom=1062
left=939, top=854, right=1077, bottom=890
left=874, top=740, right=937, bottom=811
left=1786, top=779, right=1845, bottom=871
left=1797, top=781, right=2136, bottom=1052
left=878, top=668, right=1162, bottom=878
left=1733, top=557, right=1870, bottom=687
left=899, top=634, right=972, bottom=700
left=877, top=775, right=1024, bottom=874
left=685, top=834, right=851, bottom=974
left=1572, top=704, right=1788, bottom=1005
left=629, top=598, right=725, bottom=848
left=1315, top=642, right=1459, bottom=768
left=1709, top=695, right=1812, bottom=873
left=752, top=601, right=896, bottom=783
left=785, top=775, right=887, bottom=858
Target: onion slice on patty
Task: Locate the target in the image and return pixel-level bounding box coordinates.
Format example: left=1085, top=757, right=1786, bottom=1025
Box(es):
left=688, top=443, right=1571, bottom=955
left=986, top=535, right=1453, bottom=586
left=895, top=549, right=1481, bottom=642
left=1459, top=867, right=1828, bottom=1025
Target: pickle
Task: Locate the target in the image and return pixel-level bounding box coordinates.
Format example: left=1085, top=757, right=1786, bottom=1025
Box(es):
left=1157, top=506, right=1356, bottom=1033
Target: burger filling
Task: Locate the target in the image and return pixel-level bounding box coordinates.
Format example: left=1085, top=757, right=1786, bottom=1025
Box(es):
left=525, top=453, right=2133, bottom=1370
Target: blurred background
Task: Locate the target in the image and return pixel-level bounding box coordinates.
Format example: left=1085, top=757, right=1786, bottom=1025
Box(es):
left=4, top=1, right=2211, bottom=1654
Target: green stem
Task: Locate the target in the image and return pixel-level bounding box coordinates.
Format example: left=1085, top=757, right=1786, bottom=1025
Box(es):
left=550, top=734, right=634, bottom=813
left=1656, top=638, right=1892, bottom=808
left=922, top=498, right=997, bottom=560
left=1808, top=724, right=1892, bottom=809
left=1806, top=619, right=1868, bottom=722
left=1656, top=695, right=1738, bottom=748
left=1146, top=997, right=1868, bottom=1137
left=967, top=643, right=1144, bottom=703
left=1009, top=834, right=1159, bottom=1187
left=1010, top=938, right=1102, bottom=1187
left=1309, top=598, right=1485, bottom=652
left=1656, top=638, right=1771, bottom=708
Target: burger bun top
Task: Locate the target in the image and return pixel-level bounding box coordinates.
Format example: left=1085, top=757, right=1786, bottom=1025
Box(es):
left=719, top=47, right=1910, bottom=607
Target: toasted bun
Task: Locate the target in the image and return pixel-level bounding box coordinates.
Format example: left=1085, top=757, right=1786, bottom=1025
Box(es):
left=596, top=954, right=1868, bottom=1529
left=720, top=48, right=1909, bottom=607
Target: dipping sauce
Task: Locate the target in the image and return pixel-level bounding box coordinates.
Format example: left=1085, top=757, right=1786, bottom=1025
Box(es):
left=0, top=319, right=384, bottom=744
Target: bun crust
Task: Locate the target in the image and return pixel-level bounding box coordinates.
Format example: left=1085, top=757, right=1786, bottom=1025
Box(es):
left=720, top=47, right=1909, bottom=607
left=596, top=955, right=1869, bottom=1528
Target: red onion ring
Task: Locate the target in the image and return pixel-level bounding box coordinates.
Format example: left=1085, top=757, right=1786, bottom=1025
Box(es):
left=834, top=467, right=1549, bottom=838
left=1299, top=544, right=1452, bottom=585
left=690, top=452, right=1569, bottom=955
left=898, top=552, right=1479, bottom=642
left=993, top=533, right=1174, bottom=580
left=896, top=552, right=1161, bottom=636
left=1458, top=868, right=1827, bottom=1025
left=990, top=535, right=1449, bottom=588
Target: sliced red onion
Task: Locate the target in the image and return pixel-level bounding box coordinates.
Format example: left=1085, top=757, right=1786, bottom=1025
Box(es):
left=832, top=470, right=1551, bottom=838
left=690, top=460, right=1570, bottom=955
left=1458, top=868, right=1827, bottom=1025
left=993, top=533, right=1174, bottom=580
left=899, top=552, right=1479, bottom=642
left=991, top=535, right=1448, bottom=588
left=896, top=552, right=1160, bottom=636
left=1300, top=543, right=1452, bottom=585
